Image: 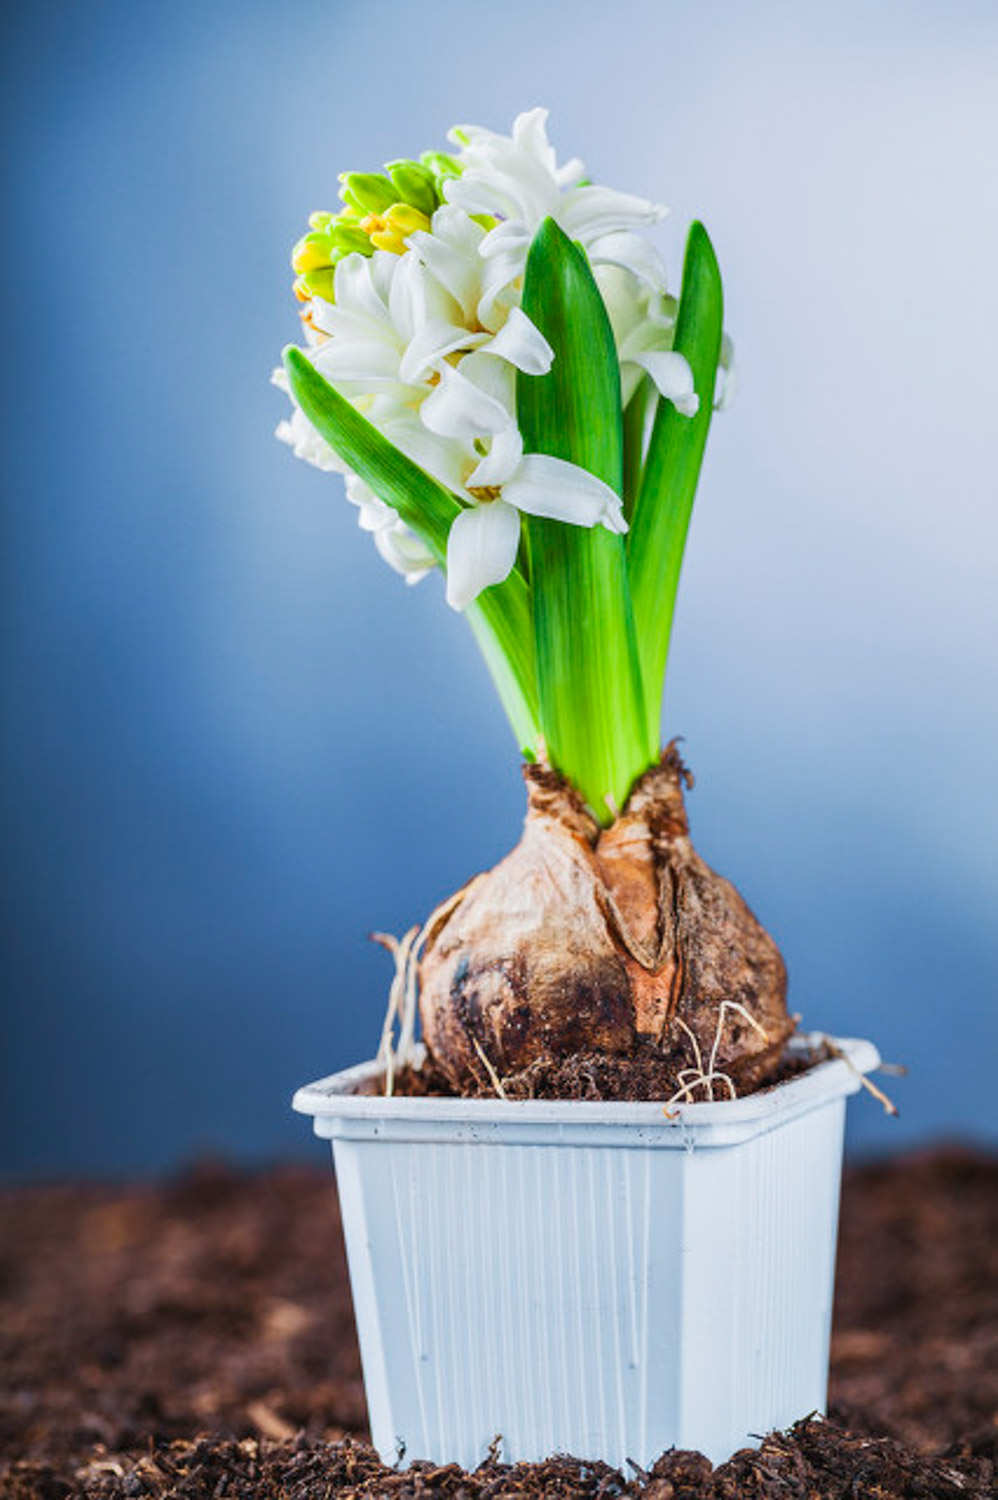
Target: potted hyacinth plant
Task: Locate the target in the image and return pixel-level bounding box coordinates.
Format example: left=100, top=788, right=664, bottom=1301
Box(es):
left=278, top=109, right=882, bottom=1471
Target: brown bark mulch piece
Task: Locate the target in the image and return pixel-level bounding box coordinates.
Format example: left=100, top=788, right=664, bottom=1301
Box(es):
left=1, top=1147, right=994, bottom=1497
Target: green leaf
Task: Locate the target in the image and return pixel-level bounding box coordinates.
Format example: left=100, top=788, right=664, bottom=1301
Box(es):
left=518, top=219, right=654, bottom=821
left=627, top=221, right=724, bottom=747
left=283, top=348, right=540, bottom=753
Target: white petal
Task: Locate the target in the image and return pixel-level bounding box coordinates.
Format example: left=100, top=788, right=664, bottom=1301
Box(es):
left=444, top=172, right=525, bottom=226
left=458, top=350, right=517, bottom=413
left=379, top=414, right=473, bottom=494
left=275, top=406, right=346, bottom=473
left=479, top=306, right=553, bottom=375
left=344, top=473, right=395, bottom=532
left=365, top=392, right=418, bottom=427
left=616, top=306, right=678, bottom=362
left=368, top=250, right=399, bottom=305
left=310, top=337, right=402, bottom=384
left=559, top=185, right=666, bottom=243
left=629, top=351, right=699, bottom=417
left=387, top=252, right=427, bottom=341
left=420, top=359, right=513, bottom=440
left=714, top=364, right=737, bottom=412
left=554, top=155, right=586, bottom=189
left=447, top=143, right=559, bottom=225
left=502, top=454, right=627, bottom=533
left=714, top=333, right=737, bottom=411
left=593, top=263, right=645, bottom=346
left=306, top=294, right=338, bottom=337
left=479, top=220, right=532, bottom=260
left=466, top=425, right=523, bottom=488
left=619, top=363, right=643, bottom=409
left=445, top=501, right=521, bottom=610
left=447, top=120, right=506, bottom=151
left=430, top=203, right=487, bottom=253
left=356, top=497, right=396, bottom=532
left=478, top=250, right=528, bottom=331
left=309, top=301, right=395, bottom=347
left=333, top=253, right=389, bottom=321
left=330, top=376, right=427, bottom=406
left=588, top=230, right=668, bottom=291
left=375, top=520, right=436, bottom=582
left=408, top=212, right=483, bottom=322
left=398, top=321, right=489, bottom=384
left=511, top=107, right=556, bottom=171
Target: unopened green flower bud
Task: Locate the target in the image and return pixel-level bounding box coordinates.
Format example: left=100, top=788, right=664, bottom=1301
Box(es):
left=384, top=158, right=438, bottom=217
left=327, top=223, right=374, bottom=256
left=308, top=210, right=335, bottom=231
left=420, top=151, right=463, bottom=193
left=339, top=171, right=396, bottom=216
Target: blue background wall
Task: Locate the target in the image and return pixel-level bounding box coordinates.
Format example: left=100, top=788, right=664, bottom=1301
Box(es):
left=3, top=0, right=996, bottom=1176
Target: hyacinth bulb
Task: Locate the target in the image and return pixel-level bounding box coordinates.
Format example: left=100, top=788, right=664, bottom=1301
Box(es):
left=418, top=747, right=795, bottom=1095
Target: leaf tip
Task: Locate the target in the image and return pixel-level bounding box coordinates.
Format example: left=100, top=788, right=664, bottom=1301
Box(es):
left=282, top=344, right=308, bottom=375
left=685, top=220, right=721, bottom=283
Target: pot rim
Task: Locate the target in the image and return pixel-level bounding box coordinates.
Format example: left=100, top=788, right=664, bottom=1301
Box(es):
left=293, top=1032, right=880, bottom=1148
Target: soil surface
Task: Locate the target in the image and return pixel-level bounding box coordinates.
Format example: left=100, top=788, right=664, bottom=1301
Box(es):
left=389, top=1037, right=832, bottom=1103
left=1, top=1147, right=994, bottom=1497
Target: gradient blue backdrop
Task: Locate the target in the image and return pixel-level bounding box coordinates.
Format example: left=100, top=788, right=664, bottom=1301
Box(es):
left=3, top=0, right=996, bottom=1176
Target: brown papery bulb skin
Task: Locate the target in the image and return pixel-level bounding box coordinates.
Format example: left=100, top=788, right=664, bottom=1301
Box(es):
left=418, top=746, right=795, bottom=1095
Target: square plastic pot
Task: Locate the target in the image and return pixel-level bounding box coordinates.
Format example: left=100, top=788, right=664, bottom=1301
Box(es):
left=293, top=1033, right=878, bottom=1470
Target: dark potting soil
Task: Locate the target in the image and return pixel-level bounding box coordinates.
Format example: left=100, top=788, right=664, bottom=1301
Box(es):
left=388, top=1036, right=833, bottom=1103
left=1, top=1148, right=995, bottom=1497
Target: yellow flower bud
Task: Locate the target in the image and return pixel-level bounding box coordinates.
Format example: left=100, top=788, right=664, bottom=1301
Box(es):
left=384, top=202, right=431, bottom=236
left=291, top=231, right=334, bottom=274
left=368, top=229, right=408, bottom=255
left=359, top=203, right=431, bottom=257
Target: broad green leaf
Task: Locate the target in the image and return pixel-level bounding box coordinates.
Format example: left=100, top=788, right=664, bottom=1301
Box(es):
left=518, top=219, right=654, bottom=821
left=283, top=348, right=540, bottom=753
left=627, top=222, right=724, bottom=746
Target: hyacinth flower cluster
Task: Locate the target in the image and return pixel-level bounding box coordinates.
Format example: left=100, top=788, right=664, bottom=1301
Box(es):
left=275, top=109, right=729, bottom=820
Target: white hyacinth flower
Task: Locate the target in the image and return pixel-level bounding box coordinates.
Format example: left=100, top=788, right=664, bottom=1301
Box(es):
left=596, top=264, right=698, bottom=416
left=276, top=107, right=725, bottom=603
left=443, top=451, right=626, bottom=611
left=308, top=244, right=553, bottom=401
left=442, top=109, right=700, bottom=416
left=379, top=353, right=626, bottom=611
left=345, top=475, right=436, bottom=584
left=445, top=108, right=668, bottom=294
left=275, top=222, right=562, bottom=594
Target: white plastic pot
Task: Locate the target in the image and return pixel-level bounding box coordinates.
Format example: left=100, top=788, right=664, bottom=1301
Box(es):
left=293, top=1032, right=879, bottom=1471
